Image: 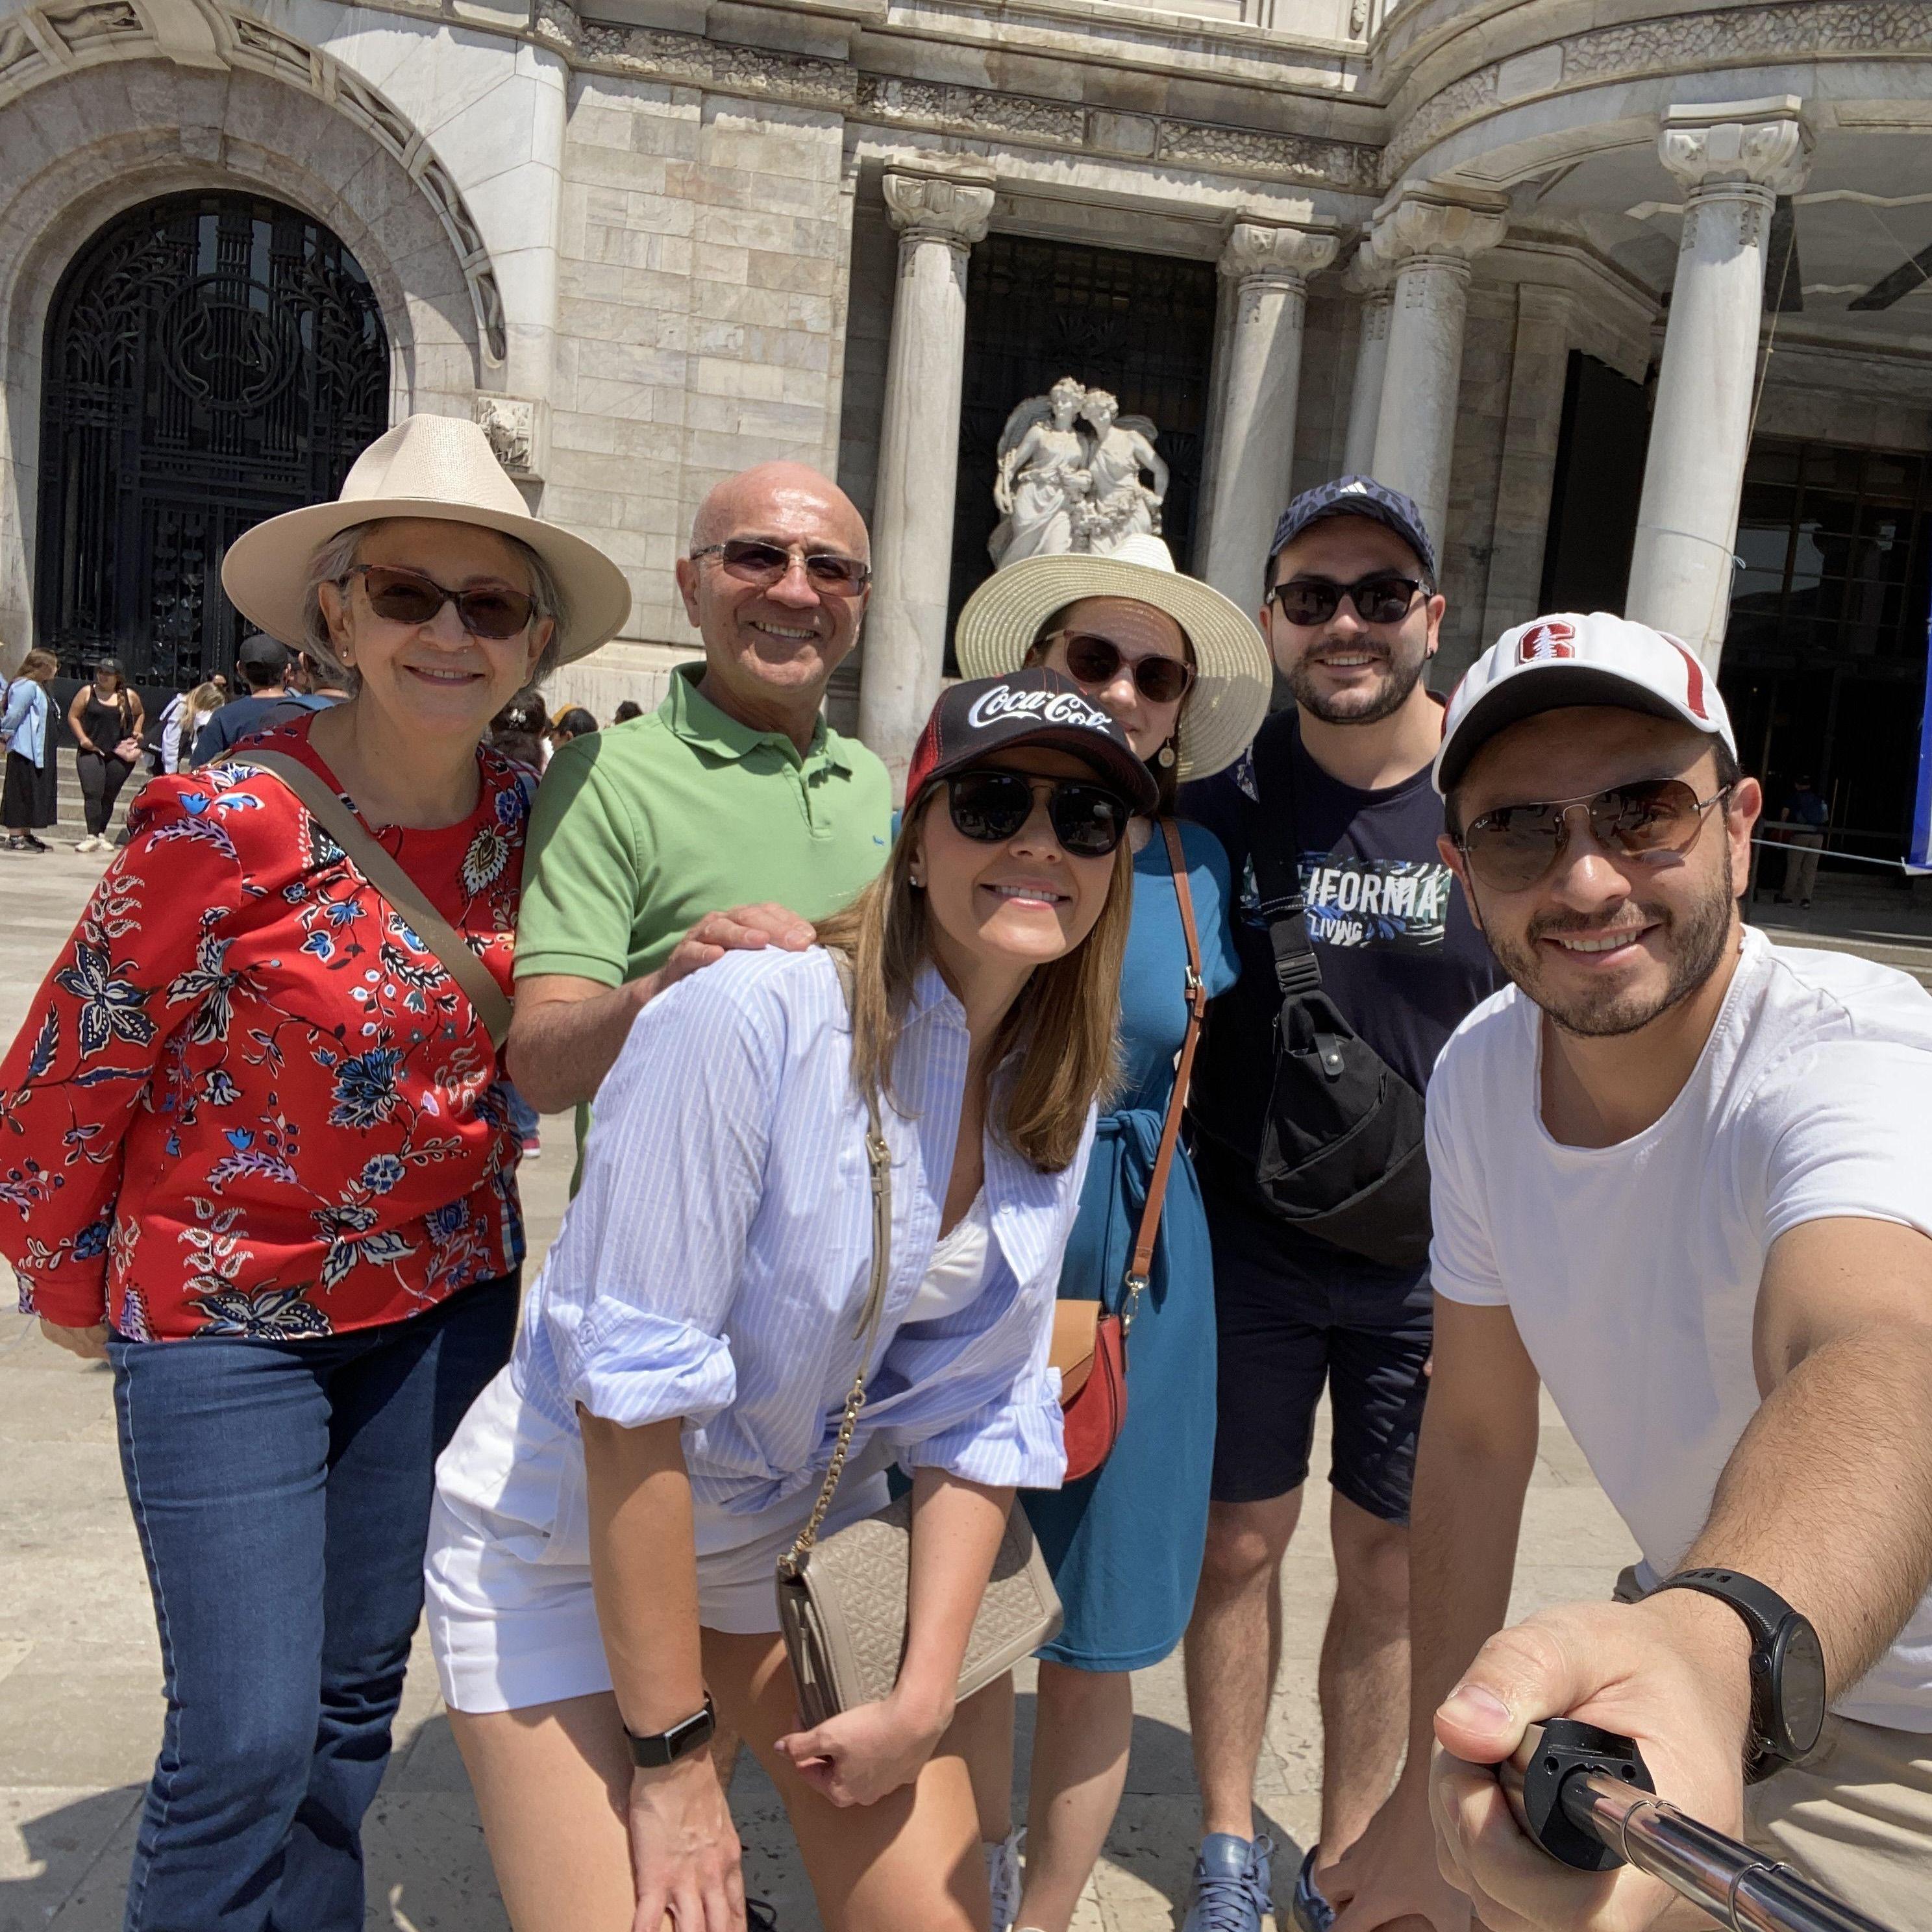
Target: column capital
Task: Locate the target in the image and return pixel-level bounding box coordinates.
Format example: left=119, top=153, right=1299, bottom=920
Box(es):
left=1657, top=97, right=1813, bottom=200
left=1341, top=242, right=1394, bottom=301
left=883, top=169, right=995, bottom=250
left=1219, top=221, right=1339, bottom=287
left=1367, top=184, right=1509, bottom=272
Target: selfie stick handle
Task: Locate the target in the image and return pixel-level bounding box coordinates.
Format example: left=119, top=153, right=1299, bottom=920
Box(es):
left=1504, top=1720, right=1900, bottom=1932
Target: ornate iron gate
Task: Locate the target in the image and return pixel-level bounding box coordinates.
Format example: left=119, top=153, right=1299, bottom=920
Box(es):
left=36, top=192, right=390, bottom=686
left=950, top=233, right=1219, bottom=643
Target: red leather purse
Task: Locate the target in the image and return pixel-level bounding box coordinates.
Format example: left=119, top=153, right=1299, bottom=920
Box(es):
left=1051, top=819, right=1208, bottom=1482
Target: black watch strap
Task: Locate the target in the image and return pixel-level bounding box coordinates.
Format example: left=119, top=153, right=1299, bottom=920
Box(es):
left=1652, top=1567, right=1790, bottom=1645
left=626, top=1693, right=717, bottom=1769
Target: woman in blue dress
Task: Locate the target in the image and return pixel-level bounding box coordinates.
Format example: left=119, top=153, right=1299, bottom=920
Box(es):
left=955, top=534, right=1274, bottom=1932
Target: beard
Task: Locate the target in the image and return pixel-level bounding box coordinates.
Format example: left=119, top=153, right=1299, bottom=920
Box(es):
left=1284, top=631, right=1431, bottom=724
left=1485, top=848, right=1737, bottom=1039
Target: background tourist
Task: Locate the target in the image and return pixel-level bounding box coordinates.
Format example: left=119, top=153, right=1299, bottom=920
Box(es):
left=66, top=655, right=143, bottom=852
left=612, top=697, right=645, bottom=723
left=1178, top=478, right=1504, bottom=1932
left=549, top=704, right=599, bottom=749
left=424, top=668, right=1150, bottom=1932
left=1334, top=613, right=1932, bottom=1932
left=1, top=647, right=59, bottom=852
left=953, top=534, right=1270, bottom=1932
left=1776, top=771, right=1829, bottom=908
left=506, top=460, right=892, bottom=1182
left=190, top=630, right=329, bottom=764
left=0, top=413, right=630, bottom=1932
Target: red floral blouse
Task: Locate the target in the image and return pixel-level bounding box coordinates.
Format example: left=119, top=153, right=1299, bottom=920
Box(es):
left=0, top=717, right=532, bottom=1341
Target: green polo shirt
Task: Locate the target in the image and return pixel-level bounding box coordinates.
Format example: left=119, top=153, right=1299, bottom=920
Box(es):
left=515, top=662, right=892, bottom=1173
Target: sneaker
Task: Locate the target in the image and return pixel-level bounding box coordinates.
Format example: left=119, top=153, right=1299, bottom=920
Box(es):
left=985, top=1826, right=1024, bottom=1932
left=76, top=834, right=101, bottom=853
left=1290, top=1846, right=1335, bottom=1932
left=1181, top=1833, right=1274, bottom=1932
left=23, top=832, right=49, bottom=852
left=521, top=1132, right=543, bottom=1158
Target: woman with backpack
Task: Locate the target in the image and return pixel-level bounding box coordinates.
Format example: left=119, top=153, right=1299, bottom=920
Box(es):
left=1, top=648, right=59, bottom=852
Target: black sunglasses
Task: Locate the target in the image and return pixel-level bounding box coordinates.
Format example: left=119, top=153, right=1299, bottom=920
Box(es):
left=1038, top=630, right=1196, bottom=706
left=945, top=770, right=1132, bottom=857
left=1458, top=778, right=1733, bottom=891
left=690, top=539, right=871, bottom=596
left=1267, top=573, right=1426, bottom=628
left=343, top=564, right=536, bottom=639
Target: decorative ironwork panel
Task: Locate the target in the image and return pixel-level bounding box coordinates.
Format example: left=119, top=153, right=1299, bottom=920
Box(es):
left=36, top=192, right=390, bottom=687
left=951, top=234, right=1219, bottom=649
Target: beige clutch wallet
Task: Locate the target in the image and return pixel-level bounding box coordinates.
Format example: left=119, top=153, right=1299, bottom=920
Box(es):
left=774, top=1063, right=1062, bottom=1730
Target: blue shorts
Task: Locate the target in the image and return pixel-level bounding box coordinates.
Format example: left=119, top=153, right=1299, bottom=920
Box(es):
left=1203, top=1187, right=1432, bottom=1524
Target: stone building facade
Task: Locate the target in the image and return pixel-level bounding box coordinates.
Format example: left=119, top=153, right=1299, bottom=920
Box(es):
left=3, top=0, right=1930, bottom=845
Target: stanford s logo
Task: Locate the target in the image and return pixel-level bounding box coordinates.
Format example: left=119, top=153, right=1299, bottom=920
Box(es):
left=1516, top=621, right=1577, bottom=663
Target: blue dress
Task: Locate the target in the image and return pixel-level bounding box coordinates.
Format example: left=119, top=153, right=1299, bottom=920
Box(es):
left=1022, top=817, right=1241, bottom=1671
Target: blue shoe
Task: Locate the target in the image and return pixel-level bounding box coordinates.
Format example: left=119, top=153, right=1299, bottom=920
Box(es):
left=1181, top=1832, right=1274, bottom=1932
left=1291, top=1845, right=1335, bottom=1932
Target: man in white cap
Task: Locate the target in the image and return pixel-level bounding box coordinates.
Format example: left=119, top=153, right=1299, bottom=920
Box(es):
left=1328, top=613, right=1932, bottom=1932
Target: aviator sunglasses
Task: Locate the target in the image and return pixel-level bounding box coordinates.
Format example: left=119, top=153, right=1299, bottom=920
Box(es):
left=341, top=564, right=536, bottom=639
left=1037, top=630, right=1196, bottom=706
left=1267, top=573, right=1426, bottom=628
left=689, top=539, right=871, bottom=597
left=944, top=769, right=1133, bottom=857
left=1457, top=778, right=1734, bottom=892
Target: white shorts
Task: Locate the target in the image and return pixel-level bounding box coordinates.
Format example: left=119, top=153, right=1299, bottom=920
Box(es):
left=424, top=1367, right=891, bottom=1715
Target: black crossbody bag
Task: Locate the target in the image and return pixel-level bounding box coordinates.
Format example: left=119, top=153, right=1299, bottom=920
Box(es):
left=1243, top=726, right=1433, bottom=1270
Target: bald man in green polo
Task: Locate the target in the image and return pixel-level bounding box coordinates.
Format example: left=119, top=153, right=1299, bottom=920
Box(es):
left=506, top=464, right=891, bottom=1176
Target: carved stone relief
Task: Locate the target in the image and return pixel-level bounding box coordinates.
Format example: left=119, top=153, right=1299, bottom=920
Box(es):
left=474, top=395, right=542, bottom=479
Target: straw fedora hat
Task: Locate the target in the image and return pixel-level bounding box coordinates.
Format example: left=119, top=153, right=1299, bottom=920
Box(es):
left=954, top=535, right=1271, bottom=782
left=221, top=414, right=632, bottom=665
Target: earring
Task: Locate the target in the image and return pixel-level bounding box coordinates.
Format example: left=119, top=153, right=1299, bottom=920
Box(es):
left=909, top=871, right=925, bottom=889
left=1158, top=742, right=1177, bottom=769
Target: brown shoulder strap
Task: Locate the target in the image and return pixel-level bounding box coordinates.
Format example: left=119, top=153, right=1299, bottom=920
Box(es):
left=234, top=749, right=514, bottom=1050
left=1123, top=817, right=1208, bottom=1310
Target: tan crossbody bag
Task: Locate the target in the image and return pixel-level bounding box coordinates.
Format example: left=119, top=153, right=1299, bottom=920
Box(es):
left=233, top=749, right=514, bottom=1050
left=774, top=1010, right=1063, bottom=1728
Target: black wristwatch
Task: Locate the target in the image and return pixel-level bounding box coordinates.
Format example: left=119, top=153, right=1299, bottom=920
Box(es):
left=626, top=1694, right=717, bottom=1769
left=1652, top=1568, right=1826, bottom=1781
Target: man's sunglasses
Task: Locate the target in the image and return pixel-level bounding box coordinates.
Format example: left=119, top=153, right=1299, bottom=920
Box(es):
left=945, top=770, right=1132, bottom=858
left=342, top=565, right=536, bottom=639
left=1038, top=630, right=1196, bottom=706
left=1267, top=573, right=1426, bottom=628
left=1457, top=778, right=1733, bottom=891
left=690, top=539, right=871, bottom=597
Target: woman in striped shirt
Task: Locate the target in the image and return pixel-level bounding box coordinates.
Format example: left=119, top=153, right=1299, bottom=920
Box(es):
left=425, top=669, right=1154, bottom=1932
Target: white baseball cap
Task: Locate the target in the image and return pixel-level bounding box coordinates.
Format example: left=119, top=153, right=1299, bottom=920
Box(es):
left=1435, top=612, right=1737, bottom=795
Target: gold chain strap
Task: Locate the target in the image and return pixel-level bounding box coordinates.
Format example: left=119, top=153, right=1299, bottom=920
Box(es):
left=777, top=1095, right=892, bottom=1583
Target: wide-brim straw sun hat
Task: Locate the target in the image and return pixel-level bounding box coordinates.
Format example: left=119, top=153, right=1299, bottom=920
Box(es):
left=221, top=414, right=632, bottom=665
left=954, top=534, right=1271, bottom=782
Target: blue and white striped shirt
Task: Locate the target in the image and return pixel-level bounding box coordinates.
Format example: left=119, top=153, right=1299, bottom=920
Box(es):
left=512, top=945, right=1091, bottom=1513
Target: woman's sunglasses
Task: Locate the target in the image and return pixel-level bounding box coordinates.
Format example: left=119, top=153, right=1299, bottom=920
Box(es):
left=945, top=770, right=1132, bottom=857
left=1038, top=630, right=1196, bottom=706
left=1267, top=574, right=1425, bottom=628
left=1457, top=778, right=1733, bottom=891
left=343, top=565, right=535, bottom=639
left=689, top=539, right=871, bottom=597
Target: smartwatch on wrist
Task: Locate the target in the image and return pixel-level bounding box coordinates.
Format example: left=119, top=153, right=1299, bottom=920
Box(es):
left=626, top=1693, right=717, bottom=1769
left=1652, top=1568, right=1826, bottom=1781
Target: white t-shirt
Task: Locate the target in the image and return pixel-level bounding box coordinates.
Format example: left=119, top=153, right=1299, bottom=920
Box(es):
left=1429, top=926, right=1932, bottom=1730
left=903, top=1193, right=993, bottom=1326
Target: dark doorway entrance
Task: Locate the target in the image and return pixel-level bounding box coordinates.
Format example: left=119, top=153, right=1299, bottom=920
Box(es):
left=36, top=191, right=390, bottom=688
left=1540, top=351, right=1648, bottom=613
left=1720, top=438, right=1932, bottom=863
left=950, top=234, right=1219, bottom=655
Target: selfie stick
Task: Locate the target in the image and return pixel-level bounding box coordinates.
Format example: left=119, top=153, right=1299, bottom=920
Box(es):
left=1502, top=1719, right=1900, bottom=1932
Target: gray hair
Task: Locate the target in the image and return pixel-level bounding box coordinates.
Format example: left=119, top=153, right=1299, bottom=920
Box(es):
left=301, top=519, right=567, bottom=691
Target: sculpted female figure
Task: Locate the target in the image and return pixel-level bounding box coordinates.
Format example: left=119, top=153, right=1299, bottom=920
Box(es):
left=991, top=378, right=1089, bottom=567
left=1072, top=391, right=1169, bottom=556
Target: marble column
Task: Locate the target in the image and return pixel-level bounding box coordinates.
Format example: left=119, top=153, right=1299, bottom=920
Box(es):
left=1342, top=247, right=1394, bottom=478
left=1367, top=187, right=1509, bottom=560
left=1626, top=99, right=1812, bottom=667
left=1200, top=221, right=1339, bottom=615
left=858, top=167, right=995, bottom=796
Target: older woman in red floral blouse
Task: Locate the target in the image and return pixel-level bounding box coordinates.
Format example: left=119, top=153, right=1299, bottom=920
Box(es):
left=0, top=414, right=630, bottom=1932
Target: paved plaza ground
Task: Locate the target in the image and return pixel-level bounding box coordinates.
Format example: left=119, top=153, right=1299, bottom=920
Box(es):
left=8, top=830, right=1920, bottom=1929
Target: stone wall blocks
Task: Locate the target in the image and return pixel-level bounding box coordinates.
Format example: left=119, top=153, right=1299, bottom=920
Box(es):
left=694, top=319, right=750, bottom=356
left=562, top=259, right=625, bottom=303
left=565, top=145, right=672, bottom=194
left=694, top=356, right=786, bottom=402
left=616, top=266, right=695, bottom=312
left=541, top=484, right=628, bottom=530
left=564, top=98, right=636, bottom=153
left=692, top=279, right=794, bottom=328
left=744, top=247, right=839, bottom=297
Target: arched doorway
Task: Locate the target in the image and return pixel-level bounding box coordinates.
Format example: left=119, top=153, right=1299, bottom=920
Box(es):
left=35, top=191, right=390, bottom=686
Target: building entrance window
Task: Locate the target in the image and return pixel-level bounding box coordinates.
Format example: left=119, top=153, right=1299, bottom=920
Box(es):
left=1721, top=438, right=1932, bottom=863
left=950, top=234, right=1217, bottom=648
left=35, top=192, right=390, bottom=687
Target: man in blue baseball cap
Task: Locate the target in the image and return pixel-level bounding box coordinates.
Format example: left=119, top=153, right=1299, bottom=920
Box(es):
left=1175, top=478, right=1506, bottom=1932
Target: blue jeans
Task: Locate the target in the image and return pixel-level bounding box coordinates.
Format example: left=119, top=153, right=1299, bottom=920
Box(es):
left=109, top=1273, right=519, bottom=1931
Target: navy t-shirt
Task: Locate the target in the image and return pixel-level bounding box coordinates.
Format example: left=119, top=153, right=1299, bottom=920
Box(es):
left=1181, top=707, right=1505, bottom=1275
left=192, top=691, right=334, bottom=765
